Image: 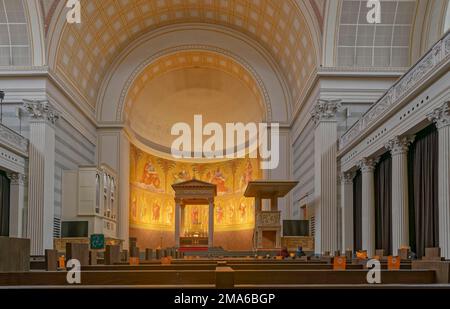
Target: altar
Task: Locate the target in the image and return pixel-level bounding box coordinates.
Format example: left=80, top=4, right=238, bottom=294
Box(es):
left=172, top=179, right=217, bottom=248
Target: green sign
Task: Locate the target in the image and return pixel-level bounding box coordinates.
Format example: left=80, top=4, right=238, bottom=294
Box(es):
left=90, top=234, right=105, bottom=250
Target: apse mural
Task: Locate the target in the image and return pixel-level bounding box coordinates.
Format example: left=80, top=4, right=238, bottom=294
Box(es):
left=130, top=145, right=261, bottom=232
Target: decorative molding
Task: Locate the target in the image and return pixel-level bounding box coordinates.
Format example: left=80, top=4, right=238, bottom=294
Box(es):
left=0, top=123, right=28, bottom=156
left=427, top=101, right=450, bottom=129
left=358, top=157, right=379, bottom=173
left=7, top=173, right=27, bottom=186
left=340, top=31, right=450, bottom=150
left=311, top=99, right=342, bottom=124
left=256, top=211, right=281, bottom=227
left=23, top=99, right=60, bottom=125
left=340, top=171, right=355, bottom=185
left=385, top=135, right=416, bottom=156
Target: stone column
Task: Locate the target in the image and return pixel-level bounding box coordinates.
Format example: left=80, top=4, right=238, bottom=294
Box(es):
left=208, top=198, right=214, bottom=248
left=180, top=205, right=185, bottom=237
left=358, top=158, right=378, bottom=257
left=428, top=101, right=450, bottom=259
left=312, top=99, right=341, bottom=254
left=385, top=135, right=415, bottom=255
left=340, top=171, right=355, bottom=251
left=23, top=100, right=59, bottom=255
left=7, top=173, right=27, bottom=238
left=175, top=199, right=181, bottom=248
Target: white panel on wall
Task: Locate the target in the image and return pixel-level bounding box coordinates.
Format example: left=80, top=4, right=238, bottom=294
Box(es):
left=55, top=118, right=96, bottom=221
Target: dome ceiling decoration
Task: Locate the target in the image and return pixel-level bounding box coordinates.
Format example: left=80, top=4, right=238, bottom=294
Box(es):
left=52, top=0, right=318, bottom=111
left=125, top=50, right=265, bottom=152
left=124, top=50, right=267, bottom=119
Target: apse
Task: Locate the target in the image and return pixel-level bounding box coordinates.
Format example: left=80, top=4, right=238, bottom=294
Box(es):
left=124, top=50, right=266, bottom=153
left=124, top=50, right=267, bottom=250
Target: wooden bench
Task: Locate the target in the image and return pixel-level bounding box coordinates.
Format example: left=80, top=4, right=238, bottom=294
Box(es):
left=233, top=270, right=435, bottom=285
left=0, top=270, right=215, bottom=286
left=0, top=269, right=435, bottom=287
left=81, top=263, right=366, bottom=271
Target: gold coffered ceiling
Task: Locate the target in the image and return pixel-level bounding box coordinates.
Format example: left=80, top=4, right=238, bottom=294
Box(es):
left=54, top=0, right=318, bottom=109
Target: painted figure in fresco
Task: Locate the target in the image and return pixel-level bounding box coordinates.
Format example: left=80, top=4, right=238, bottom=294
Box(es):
left=166, top=203, right=173, bottom=224
left=228, top=203, right=235, bottom=224
left=173, top=169, right=191, bottom=184
left=240, top=160, right=254, bottom=191
left=140, top=202, right=148, bottom=224
left=131, top=196, right=137, bottom=221
left=191, top=207, right=200, bottom=225
left=142, top=161, right=161, bottom=188
left=216, top=204, right=224, bottom=224
left=152, top=202, right=161, bottom=222
left=239, top=202, right=247, bottom=223
left=209, top=168, right=228, bottom=193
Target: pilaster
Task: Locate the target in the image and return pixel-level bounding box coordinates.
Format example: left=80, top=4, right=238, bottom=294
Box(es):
left=23, top=99, right=59, bottom=255
left=312, top=99, right=341, bottom=254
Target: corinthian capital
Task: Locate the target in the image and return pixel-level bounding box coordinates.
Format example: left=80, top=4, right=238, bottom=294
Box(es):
left=7, top=173, right=27, bottom=185
left=358, top=157, right=378, bottom=173
left=427, top=101, right=450, bottom=129
left=23, top=99, right=60, bottom=125
left=340, top=171, right=355, bottom=184
left=311, top=99, right=342, bottom=124
left=385, top=135, right=415, bottom=156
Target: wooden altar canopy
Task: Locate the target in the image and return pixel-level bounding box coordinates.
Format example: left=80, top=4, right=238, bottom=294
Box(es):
left=172, top=179, right=217, bottom=248
left=245, top=181, right=298, bottom=250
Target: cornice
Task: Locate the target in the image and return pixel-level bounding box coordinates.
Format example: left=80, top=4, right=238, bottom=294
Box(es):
left=339, top=31, right=450, bottom=154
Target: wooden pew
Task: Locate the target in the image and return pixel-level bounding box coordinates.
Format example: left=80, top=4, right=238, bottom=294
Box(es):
left=0, top=270, right=215, bottom=286
left=80, top=263, right=366, bottom=272
left=233, top=270, right=435, bottom=285
left=0, top=269, right=435, bottom=287
left=0, top=237, right=30, bottom=272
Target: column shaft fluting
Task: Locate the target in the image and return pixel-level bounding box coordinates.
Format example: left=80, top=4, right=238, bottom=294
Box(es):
left=428, top=102, right=450, bottom=258
left=359, top=158, right=377, bottom=257
left=386, top=136, right=414, bottom=255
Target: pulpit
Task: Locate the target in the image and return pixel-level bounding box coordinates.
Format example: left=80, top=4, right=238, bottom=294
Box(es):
left=245, top=181, right=298, bottom=250
left=172, top=179, right=217, bottom=248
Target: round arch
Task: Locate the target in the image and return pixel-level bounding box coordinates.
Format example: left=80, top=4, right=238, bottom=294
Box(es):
left=45, top=0, right=321, bottom=119
left=96, top=23, right=291, bottom=125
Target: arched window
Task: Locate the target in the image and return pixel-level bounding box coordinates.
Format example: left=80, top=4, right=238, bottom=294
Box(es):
left=0, top=0, right=31, bottom=65
left=337, top=0, right=415, bottom=67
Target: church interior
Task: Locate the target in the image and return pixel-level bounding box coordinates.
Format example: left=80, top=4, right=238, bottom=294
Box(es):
left=0, top=0, right=450, bottom=291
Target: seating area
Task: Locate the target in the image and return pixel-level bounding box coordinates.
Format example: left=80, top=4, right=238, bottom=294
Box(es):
left=0, top=237, right=448, bottom=288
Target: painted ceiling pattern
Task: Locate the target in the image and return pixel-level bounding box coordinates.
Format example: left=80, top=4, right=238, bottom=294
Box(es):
left=124, top=50, right=266, bottom=120
left=55, top=0, right=317, bottom=109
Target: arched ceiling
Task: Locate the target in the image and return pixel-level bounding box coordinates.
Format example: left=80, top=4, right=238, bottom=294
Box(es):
left=48, top=0, right=320, bottom=113
left=125, top=50, right=265, bottom=152
left=124, top=50, right=266, bottom=120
